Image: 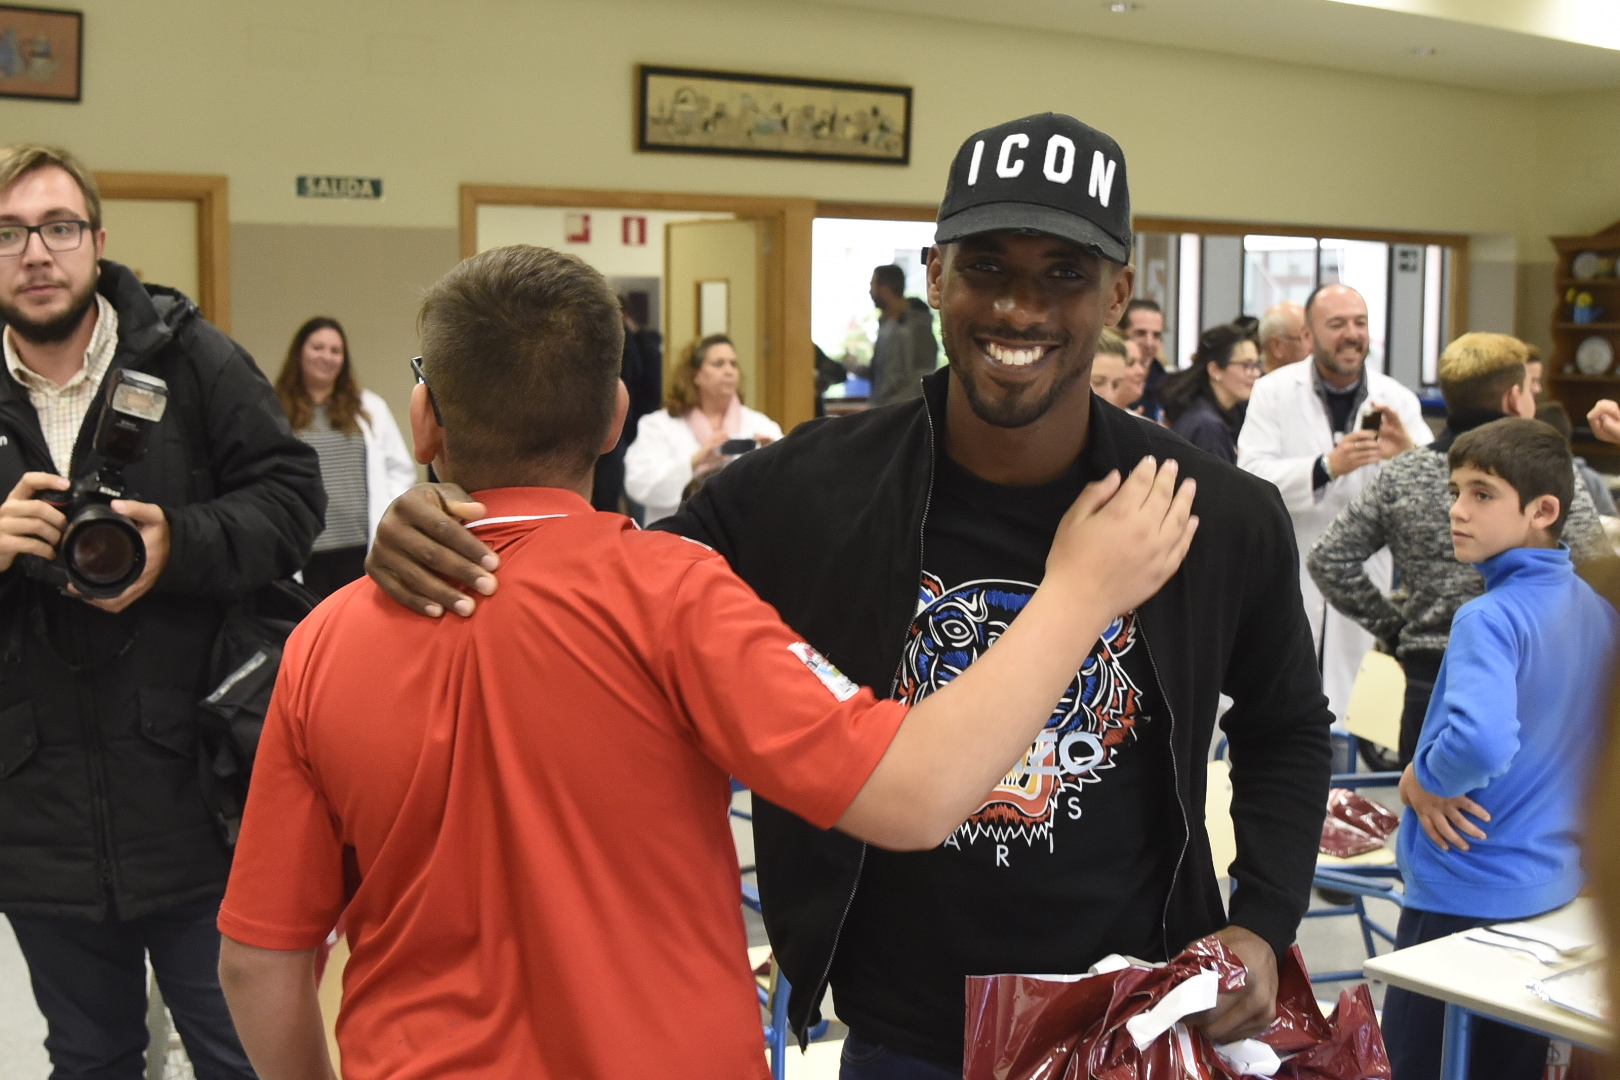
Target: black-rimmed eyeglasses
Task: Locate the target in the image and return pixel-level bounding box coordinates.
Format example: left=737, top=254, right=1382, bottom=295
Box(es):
left=410, top=356, right=442, bottom=424
left=0, top=220, right=90, bottom=258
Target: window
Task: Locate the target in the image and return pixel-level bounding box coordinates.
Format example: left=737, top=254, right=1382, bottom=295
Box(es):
left=1133, top=222, right=1463, bottom=390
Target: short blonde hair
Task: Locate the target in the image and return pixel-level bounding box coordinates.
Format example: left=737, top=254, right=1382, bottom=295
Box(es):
left=0, top=144, right=100, bottom=230
left=1096, top=327, right=1129, bottom=359
left=1439, top=332, right=1528, bottom=414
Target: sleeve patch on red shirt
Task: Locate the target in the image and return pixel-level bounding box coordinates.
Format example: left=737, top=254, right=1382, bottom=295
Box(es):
left=788, top=641, right=859, bottom=702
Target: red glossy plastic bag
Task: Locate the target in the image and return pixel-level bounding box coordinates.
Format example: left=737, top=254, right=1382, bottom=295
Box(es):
left=964, top=935, right=1390, bottom=1080
left=1320, top=788, right=1400, bottom=858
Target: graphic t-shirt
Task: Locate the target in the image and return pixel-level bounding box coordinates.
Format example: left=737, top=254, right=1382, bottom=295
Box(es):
left=832, top=446, right=1177, bottom=1069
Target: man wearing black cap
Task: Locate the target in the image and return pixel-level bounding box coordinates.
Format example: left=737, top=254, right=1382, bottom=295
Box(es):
left=365, top=113, right=1332, bottom=1078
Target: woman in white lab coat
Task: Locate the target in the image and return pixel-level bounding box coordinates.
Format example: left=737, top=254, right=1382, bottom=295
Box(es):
left=624, top=334, right=782, bottom=523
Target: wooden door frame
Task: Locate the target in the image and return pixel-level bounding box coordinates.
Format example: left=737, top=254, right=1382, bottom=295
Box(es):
left=815, top=200, right=937, bottom=223
left=95, top=173, right=230, bottom=331
left=461, top=185, right=816, bottom=428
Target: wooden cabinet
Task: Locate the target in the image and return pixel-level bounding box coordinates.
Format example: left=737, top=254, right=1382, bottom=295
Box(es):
left=1549, top=219, right=1620, bottom=455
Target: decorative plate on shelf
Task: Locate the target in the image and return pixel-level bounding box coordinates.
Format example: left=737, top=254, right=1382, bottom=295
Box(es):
left=1576, top=335, right=1614, bottom=376
left=1574, top=251, right=1602, bottom=280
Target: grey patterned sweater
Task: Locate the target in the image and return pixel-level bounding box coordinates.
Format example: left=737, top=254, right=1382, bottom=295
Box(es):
left=1307, top=437, right=1609, bottom=659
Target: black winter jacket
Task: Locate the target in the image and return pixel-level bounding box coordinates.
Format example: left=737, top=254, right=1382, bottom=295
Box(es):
left=0, top=262, right=324, bottom=920
left=664, top=369, right=1332, bottom=1040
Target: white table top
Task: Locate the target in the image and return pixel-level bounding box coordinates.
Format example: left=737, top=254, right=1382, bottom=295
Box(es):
left=1362, top=898, right=1612, bottom=1051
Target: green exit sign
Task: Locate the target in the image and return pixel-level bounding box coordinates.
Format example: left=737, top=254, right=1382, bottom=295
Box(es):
left=296, top=175, right=383, bottom=200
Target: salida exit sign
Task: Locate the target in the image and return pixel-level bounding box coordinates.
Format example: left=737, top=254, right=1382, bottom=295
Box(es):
left=296, top=175, right=383, bottom=200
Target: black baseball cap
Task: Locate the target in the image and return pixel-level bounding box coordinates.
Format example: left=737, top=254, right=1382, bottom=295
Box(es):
left=934, top=113, right=1132, bottom=264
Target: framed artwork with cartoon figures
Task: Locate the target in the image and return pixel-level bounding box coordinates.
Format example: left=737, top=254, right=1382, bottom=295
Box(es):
left=638, top=65, right=911, bottom=165
left=0, top=5, right=80, bottom=102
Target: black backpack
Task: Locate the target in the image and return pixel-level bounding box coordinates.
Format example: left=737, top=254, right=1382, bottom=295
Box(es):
left=197, top=577, right=320, bottom=846
left=147, top=309, right=324, bottom=846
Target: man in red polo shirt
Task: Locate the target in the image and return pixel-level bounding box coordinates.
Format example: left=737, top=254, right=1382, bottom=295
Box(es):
left=215, top=244, right=1196, bottom=1080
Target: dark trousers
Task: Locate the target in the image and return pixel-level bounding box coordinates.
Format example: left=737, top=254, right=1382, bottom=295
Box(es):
left=301, top=544, right=367, bottom=599
left=1398, top=651, right=1444, bottom=768
left=7, top=895, right=256, bottom=1080
left=1382, top=907, right=1549, bottom=1080
left=840, top=1031, right=961, bottom=1080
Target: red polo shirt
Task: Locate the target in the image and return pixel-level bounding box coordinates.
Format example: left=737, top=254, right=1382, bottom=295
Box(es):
left=219, top=487, right=906, bottom=1080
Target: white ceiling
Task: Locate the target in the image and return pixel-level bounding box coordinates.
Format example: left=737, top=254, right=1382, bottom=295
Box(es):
left=797, top=0, right=1620, bottom=93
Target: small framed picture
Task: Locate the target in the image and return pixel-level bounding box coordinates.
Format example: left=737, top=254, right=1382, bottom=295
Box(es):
left=638, top=64, right=911, bottom=166
left=0, top=5, right=81, bottom=102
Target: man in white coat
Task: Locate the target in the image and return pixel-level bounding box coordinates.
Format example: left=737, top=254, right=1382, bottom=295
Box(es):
left=1237, top=283, right=1430, bottom=726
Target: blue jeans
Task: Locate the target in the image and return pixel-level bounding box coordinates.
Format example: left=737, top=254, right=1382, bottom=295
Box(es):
left=1381, top=906, right=1549, bottom=1080
left=840, top=1031, right=960, bottom=1080
left=8, top=895, right=256, bottom=1080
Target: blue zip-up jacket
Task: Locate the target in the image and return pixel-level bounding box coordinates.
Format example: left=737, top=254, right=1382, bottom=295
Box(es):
left=1398, top=544, right=1618, bottom=918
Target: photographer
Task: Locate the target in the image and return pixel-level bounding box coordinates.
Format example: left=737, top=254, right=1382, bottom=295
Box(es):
left=0, top=146, right=323, bottom=1076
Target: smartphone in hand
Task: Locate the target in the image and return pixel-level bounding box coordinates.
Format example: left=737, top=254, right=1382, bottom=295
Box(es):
left=1360, top=410, right=1384, bottom=433
left=720, top=437, right=758, bottom=456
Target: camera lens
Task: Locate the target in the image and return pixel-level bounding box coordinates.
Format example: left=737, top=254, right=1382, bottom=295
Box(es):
left=69, top=521, right=138, bottom=585
left=60, top=503, right=145, bottom=599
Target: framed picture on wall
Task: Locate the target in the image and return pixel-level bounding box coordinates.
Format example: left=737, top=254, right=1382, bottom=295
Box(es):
left=0, top=5, right=80, bottom=102
left=637, top=64, right=911, bottom=165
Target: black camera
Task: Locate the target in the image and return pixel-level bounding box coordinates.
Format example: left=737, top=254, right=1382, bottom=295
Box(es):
left=26, top=369, right=170, bottom=600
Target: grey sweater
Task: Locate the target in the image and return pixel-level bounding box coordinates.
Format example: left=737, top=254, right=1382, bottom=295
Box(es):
left=1307, top=439, right=1608, bottom=659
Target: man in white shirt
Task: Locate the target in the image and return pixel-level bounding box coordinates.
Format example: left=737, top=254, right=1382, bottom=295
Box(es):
left=1237, top=283, right=1430, bottom=725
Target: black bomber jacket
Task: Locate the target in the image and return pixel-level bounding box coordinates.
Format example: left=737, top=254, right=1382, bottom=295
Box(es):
left=661, top=368, right=1333, bottom=1041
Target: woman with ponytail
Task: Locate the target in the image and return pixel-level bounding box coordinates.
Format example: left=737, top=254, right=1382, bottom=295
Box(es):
left=1156, top=322, right=1263, bottom=464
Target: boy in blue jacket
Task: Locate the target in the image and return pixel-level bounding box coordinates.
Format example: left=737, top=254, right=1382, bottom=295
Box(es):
left=1383, top=417, right=1619, bottom=1080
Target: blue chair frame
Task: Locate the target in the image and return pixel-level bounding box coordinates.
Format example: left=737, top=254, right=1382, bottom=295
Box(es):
left=1213, top=734, right=1405, bottom=983
left=1301, top=731, right=1404, bottom=982
left=734, top=781, right=830, bottom=1079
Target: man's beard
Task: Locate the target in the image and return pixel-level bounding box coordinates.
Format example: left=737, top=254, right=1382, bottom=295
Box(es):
left=0, top=274, right=98, bottom=346
left=947, top=333, right=1086, bottom=429
left=1314, top=343, right=1366, bottom=382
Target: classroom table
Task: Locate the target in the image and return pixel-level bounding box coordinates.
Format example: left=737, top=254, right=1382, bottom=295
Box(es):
left=1362, top=898, right=1610, bottom=1080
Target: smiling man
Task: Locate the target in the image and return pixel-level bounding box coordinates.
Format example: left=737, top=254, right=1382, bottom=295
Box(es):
left=366, top=114, right=1332, bottom=1079
left=1238, top=283, right=1430, bottom=729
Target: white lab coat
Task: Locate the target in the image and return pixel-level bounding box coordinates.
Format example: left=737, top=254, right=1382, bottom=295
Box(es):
left=623, top=406, right=784, bottom=523
left=1236, top=362, right=1432, bottom=725
left=359, top=388, right=417, bottom=544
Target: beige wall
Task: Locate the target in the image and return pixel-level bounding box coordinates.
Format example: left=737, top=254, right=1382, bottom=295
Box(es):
left=0, top=0, right=1552, bottom=236
left=1513, top=87, right=1620, bottom=349
left=1528, top=87, right=1620, bottom=250
left=2, top=0, right=1611, bottom=353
